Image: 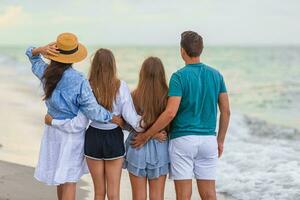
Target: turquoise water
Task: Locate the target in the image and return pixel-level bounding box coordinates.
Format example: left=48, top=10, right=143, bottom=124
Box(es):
left=1, top=45, right=299, bottom=128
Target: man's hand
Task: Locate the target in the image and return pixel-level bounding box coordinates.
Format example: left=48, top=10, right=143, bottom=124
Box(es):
left=217, top=141, right=224, bottom=158
left=133, top=96, right=181, bottom=144
left=152, top=131, right=168, bottom=142
left=111, top=115, right=125, bottom=128
left=45, top=114, right=53, bottom=126
left=131, top=132, right=151, bottom=148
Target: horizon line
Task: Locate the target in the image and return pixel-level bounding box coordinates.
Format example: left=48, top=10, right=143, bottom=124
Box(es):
left=1, top=43, right=300, bottom=48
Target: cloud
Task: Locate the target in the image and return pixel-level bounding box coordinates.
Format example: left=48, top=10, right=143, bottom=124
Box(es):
left=0, top=0, right=299, bottom=45
left=50, top=15, right=89, bottom=25
left=0, top=5, right=29, bottom=28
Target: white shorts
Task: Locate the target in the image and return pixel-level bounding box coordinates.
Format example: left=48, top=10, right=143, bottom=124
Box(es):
left=169, top=135, right=218, bottom=180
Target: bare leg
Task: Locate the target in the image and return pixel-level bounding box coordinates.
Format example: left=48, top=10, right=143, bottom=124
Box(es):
left=148, top=175, right=167, bottom=200
left=174, top=180, right=192, bottom=200
left=61, top=182, right=76, bottom=200
left=105, top=158, right=123, bottom=200
left=129, top=173, right=147, bottom=200
left=197, top=180, right=216, bottom=200
left=57, top=185, right=63, bottom=200
left=86, top=158, right=106, bottom=200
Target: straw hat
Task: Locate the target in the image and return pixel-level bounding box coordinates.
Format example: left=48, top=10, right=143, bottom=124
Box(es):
left=45, top=32, right=87, bottom=64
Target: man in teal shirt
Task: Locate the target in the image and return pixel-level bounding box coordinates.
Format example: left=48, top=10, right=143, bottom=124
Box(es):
left=132, top=31, right=230, bottom=200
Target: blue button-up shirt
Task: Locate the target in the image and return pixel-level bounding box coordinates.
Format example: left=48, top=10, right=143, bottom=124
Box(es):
left=26, top=47, right=112, bottom=121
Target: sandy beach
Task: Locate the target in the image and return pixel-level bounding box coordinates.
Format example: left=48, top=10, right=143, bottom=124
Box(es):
left=0, top=160, right=88, bottom=200
left=0, top=160, right=231, bottom=200
left=0, top=66, right=235, bottom=200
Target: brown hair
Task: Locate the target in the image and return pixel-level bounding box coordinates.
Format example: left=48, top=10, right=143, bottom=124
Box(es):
left=180, top=31, right=203, bottom=57
left=42, top=61, right=71, bottom=100
left=89, top=48, right=120, bottom=111
left=132, top=57, right=168, bottom=129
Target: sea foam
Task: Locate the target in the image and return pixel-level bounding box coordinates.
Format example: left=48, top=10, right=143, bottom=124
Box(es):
left=217, top=113, right=300, bottom=200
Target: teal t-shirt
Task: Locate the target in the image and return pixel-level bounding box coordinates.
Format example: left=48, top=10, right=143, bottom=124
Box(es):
left=168, top=63, right=227, bottom=139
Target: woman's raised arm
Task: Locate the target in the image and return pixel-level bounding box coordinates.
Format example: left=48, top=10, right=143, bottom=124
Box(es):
left=25, top=43, right=59, bottom=80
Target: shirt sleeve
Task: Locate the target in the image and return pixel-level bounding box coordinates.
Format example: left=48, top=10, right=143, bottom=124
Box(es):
left=77, top=79, right=113, bottom=122
left=219, top=74, right=227, bottom=93
left=51, top=111, right=90, bottom=133
left=25, top=47, right=48, bottom=80
left=168, top=73, right=183, bottom=97
left=120, top=82, right=144, bottom=132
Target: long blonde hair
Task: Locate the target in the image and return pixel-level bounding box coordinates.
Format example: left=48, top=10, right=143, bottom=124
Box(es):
left=89, top=48, right=120, bottom=111
left=132, top=57, right=168, bottom=129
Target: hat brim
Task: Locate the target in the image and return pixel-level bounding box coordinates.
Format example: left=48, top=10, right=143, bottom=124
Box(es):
left=44, top=43, right=87, bottom=64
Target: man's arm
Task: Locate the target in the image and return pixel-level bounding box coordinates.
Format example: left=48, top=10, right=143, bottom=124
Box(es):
left=217, top=93, right=231, bottom=157
left=131, top=96, right=181, bottom=148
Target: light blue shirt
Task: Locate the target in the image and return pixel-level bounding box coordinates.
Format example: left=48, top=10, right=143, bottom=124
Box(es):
left=26, top=47, right=112, bottom=122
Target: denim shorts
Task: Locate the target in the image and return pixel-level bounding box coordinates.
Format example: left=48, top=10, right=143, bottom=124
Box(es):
left=124, top=133, right=170, bottom=179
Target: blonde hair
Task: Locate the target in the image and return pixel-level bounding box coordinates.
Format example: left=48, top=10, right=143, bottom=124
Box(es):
left=89, top=48, right=120, bottom=111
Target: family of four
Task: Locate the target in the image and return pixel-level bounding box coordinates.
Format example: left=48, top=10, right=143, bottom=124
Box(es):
left=26, top=30, right=230, bottom=200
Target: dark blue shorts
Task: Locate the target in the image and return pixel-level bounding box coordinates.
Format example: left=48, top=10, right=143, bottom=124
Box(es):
left=84, top=126, right=125, bottom=160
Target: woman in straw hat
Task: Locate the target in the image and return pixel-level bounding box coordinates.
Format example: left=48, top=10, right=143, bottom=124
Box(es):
left=25, top=33, right=121, bottom=200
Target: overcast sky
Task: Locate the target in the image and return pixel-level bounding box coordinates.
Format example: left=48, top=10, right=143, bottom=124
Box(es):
left=0, top=0, right=299, bottom=46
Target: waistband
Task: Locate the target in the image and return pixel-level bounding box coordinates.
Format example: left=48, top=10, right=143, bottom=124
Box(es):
left=88, top=125, right=122, bottom=133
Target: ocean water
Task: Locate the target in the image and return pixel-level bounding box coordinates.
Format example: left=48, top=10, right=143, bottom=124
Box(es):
left=0, top=45, right=299, bottom=199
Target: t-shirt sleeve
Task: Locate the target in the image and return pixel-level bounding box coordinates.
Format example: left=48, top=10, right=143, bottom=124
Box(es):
left=219, top=74, right=227, bottom=93
left=168, top=73, right=182, bottom=97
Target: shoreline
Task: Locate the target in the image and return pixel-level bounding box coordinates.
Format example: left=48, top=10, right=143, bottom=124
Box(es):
left=2, top=58, right=300, bottom=199
left=0, top=66, right=236, bottom=200
left=1, top=46, right=300, bottom=199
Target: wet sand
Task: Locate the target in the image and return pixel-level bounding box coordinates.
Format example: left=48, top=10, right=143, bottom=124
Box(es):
left=0, top=160, right=88, bottom=200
